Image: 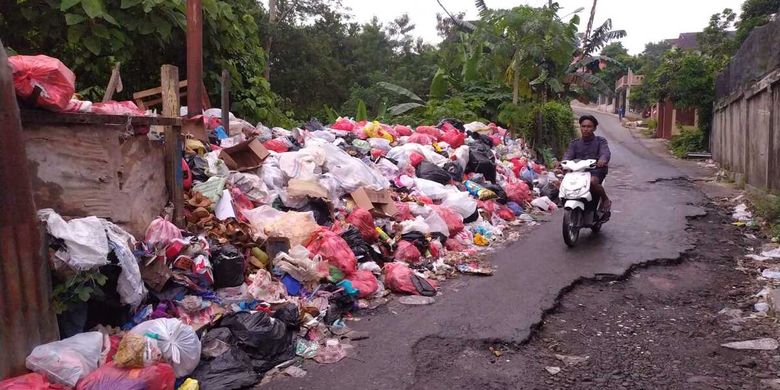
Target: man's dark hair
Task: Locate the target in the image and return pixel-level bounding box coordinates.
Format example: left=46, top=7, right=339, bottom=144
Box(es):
left=578, top=115, right=598, bottom=127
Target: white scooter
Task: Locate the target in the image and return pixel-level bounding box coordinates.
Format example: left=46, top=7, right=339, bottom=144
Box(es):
left=559, top=159, right=608, bottom=247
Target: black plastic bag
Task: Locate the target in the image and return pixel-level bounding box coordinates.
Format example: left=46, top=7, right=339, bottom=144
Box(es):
left=436, top=118, right=465, bottom=131
left=288, top=198, right=332, bottom=226
left=484, top=183, right=507, bottom=205
left=186, top=155, right=209, bottom=182
left=341, top=226, right=382, bottom=263
left=192, top=347, right=259, bottom=390
left=443, top=162, right=464, bottom=182
left=416, top=161, right=451, bottom=185
left=211, top=244, right=245, bottom=288
left=539, top=182, right=560, bottom=202
left=466, top=142, right=497, bottom=183
left=324, top=290, right=357, bottom=325
left=272, top=303, right=300, bottom=330
left=401, top=232, right=428, bottom=254
left=219, top=311, right=296, bottom=373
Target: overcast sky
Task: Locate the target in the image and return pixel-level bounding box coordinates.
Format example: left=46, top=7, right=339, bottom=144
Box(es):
left=332, top=0, right=745, bottom=54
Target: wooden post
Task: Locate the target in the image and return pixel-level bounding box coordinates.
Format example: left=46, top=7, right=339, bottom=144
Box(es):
left=186, top=0, right=204, bottom=117
left=0, top=39, right=59, bottom=378
left=221, top=69, right=230, bottom=136
left=161, top=65, right=185, bottom=227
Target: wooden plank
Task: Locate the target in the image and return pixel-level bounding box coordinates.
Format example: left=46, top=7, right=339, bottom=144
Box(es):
left=102, top=63, right=122, bottom=102
left=161, top=65, right=185, bottom=228
left=133, top=80, right=188, bottom=100
left=20, top=110, right=181, bottom=127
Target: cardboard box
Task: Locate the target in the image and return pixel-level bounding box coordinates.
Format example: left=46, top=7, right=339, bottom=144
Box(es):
left=350, top=187, right=398, bottom=217
left=219, top=139, right=269, bottom=171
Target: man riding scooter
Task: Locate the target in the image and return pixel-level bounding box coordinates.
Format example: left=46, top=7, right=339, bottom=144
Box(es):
left=559, top=115, right=612, bottom=216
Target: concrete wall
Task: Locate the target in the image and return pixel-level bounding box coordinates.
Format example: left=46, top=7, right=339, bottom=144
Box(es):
left=711, top=69, right=779, bottom=191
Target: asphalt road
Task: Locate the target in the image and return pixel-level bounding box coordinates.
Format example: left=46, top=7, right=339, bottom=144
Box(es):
left=271, top=109, right=706, bottom=390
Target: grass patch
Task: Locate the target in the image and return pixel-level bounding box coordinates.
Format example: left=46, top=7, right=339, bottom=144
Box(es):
left=670, top=126, right=706, bottom=157
left=747, top=190, right=780, bottom=238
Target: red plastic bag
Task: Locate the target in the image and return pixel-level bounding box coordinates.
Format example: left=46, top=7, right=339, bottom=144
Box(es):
left=383, top=262, right=417, bottom=294
left=407, top=133, right=434, bottom=145
left=415, top=126, right=442, bottom=140
left=497, top=206, right=516, bottom=221
left=263, top=138, right=289, bottom=153
left=104, top=335, right=122, bottom=364
left=0, top=373, right=65, bottom=390
left=440, top=122, right=458, bottom=133
left=409, top=152, right=425, bottom=167
left=347, top=208, right=378, bottom=241
left=395, top=125, right=413, bottom=136
left=331, top=118, right=355, bottom=131
left=383, top=262, right=437, bottom=295
left=307, top=228, right=357, bottom=275
left=394, top=241, right=422, bottom=264
left=76, top=362, right=175, bottom=390
left=393, top=202, right=413, bottom=221
left=9, top=55, right=75, bottom=111
left=346, top=270, right=379, bottom=298
left=370, top=148, right=386, bottom=159
left=430, top=205, right=464, bottom=236
left=440, top=130, right=465, bottom=148
left=91, top=101, right=145, bottom=116
left=505, top=180, right=532, bottom=203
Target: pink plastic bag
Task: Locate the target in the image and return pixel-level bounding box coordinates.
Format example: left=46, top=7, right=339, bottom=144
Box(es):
left=394, top=125, right=413, bottom=136
left=144, top=217, right=182, bottom=249
left=505, top=180, right=532, bottom=203
left=9, top=55, right=75, bottom=111
left=430, top=205, right=464, bottom=236
left=440, top=130, right=465, bottom=148
left=394, top=241, right=421, bottom=264
left=0, top=373, right=65, bottom=390
left=445, top=238, right=465, bottom=252
left=478, top=200, right=498, bottom=220
left=347, top=208, right=378, bottom=241
left=415, top=126, right=442, bottom=140
left=409, top=152, right=425, bottom=167
left=76, top=362, right=175, bottom=390
left=383, top=262, right=417, bottom=294
left=407, top=133, right=434, bottom=145
left=331, top=118, right=355, bottom=131
left=91, top=101, right=145, bottom=116
left=346, top=270, right=379, bottom=298
left=307, top=228, right=357, bottom=275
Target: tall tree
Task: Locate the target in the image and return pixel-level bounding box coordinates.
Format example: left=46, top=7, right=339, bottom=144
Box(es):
left=735, top=0, right=780, bottom=43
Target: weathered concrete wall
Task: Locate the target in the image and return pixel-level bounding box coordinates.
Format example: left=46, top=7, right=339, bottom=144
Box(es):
left=23, top=123, right=167, bottom=236
left=711, top=14, right=780, bottom=191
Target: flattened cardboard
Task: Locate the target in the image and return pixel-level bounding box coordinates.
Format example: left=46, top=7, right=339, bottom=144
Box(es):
left=219, top=139, right=269, bottom=171
left=287, top=179, right=329, bottom=199
left=350, top=187, right=397, bottom=217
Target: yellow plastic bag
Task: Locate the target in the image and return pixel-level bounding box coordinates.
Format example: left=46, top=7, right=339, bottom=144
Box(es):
left=178, top=378, right=199, bottom=390
left=473, top=233, right=489, bottom=246
left=363, top=121, right=394, bottom=142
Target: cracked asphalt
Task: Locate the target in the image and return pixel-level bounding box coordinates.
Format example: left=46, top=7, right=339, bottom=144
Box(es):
left=270, top=110, right=706, bottom=390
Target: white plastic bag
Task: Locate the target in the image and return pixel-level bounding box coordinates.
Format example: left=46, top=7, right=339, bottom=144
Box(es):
left=424, top=211, right=449, bottom=237
left=264, top=211, right=319, bottom=247
left=204, top=151, right=230, bottom=178
left=26, top=331, right=104, bottom=387
left=413, top=178, right=450, bottom=200
left=243, top=205, right=285, bottom=240
left=38, top=209, right=109, bottom=271
left=104, top=221, right=147, bottom=308
left=258, top=155, right=286, bottom=189
left=129, top=318, right=201, bottom=378
left=228, top=172, right=272, bottom=204
left=400, top=216, right=431, bottom=235
left=531, top=196, right=558, bottom=211
left=441, top=190, right=478, bottom=218
left=452, top=145, right=470, bottom=169
left=273, top=245, right=319, bottom=282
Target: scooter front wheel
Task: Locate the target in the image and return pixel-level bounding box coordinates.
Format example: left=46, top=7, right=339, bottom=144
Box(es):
left=563, top=208, right=581, bottom=247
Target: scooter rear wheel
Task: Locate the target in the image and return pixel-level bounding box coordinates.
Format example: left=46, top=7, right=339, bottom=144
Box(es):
left=563, top=209, right=581, bottom=247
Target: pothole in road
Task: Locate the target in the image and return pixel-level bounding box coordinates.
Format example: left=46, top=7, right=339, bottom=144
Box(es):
left=410, top=203, right=779, bottom=389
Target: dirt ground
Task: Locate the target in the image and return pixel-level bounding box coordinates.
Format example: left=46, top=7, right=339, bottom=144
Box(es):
left=410, top=201, right=780, bottom=390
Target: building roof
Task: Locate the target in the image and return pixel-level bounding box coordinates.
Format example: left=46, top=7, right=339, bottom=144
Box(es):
left=673, top=32, right=700, bottom=50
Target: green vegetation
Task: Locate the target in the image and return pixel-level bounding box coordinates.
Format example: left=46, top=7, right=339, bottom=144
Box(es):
left=52, top=270, right=108, bottom=315
left=748, top=190, right=780, bottom=239
left=669, top=126, right=706, bottom=157
left=647, top=118, right=658, bottom=130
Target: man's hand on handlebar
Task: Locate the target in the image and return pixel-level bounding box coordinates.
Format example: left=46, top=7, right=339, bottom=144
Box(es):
left=596, top=160, right=608, bottom=168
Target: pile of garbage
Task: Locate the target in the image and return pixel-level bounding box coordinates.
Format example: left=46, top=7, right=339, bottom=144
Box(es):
left=3, top=55, right=565, bottom=390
